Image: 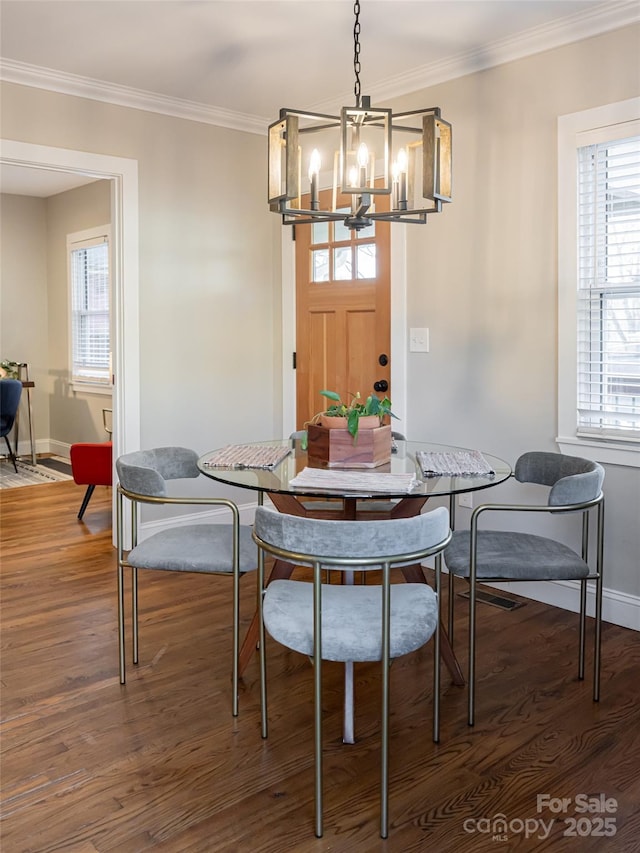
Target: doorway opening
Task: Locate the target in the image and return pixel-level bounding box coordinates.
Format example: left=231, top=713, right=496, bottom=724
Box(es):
left=0, top=140, right=140, bottom=538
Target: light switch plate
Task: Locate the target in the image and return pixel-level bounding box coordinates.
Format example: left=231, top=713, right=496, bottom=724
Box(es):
left=409, top=327, right=429, bottom=352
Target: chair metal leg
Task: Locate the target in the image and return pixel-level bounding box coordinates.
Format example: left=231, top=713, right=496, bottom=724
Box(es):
left=258, top=547, right=268, bottom=739
left=131, top=502, right=139, bottom=666
left=578, top=510, right=590, bottom=679
left=448, top=569, right=455, bottom=645
left=434, top=554, right=442, bottom=744
left=380, top=561, right=391, bottom=839
left=4, top=435, right=18, bottom=472
left=231, top=504, right=240, bottom=717
left=448, top=495, right=456, bottom=644
left=578, top=579, right=587, bottom=680
left=77, top=484, right=95, bottom=520
left=116, top=489, right=126, bottom=684
left=468, top=521, right=478, bottom=727
left=313, top=560, right=323, bottom=838
left=132, top=568, right=139, bottom=664
left=594, top=500, right=605, bottom=702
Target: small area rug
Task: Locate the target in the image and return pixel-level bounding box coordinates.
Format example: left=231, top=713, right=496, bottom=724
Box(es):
left=0, top=456, right=74, bottom=489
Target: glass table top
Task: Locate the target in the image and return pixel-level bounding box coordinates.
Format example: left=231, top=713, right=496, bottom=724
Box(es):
left=198, top=438, right=512, bottom=500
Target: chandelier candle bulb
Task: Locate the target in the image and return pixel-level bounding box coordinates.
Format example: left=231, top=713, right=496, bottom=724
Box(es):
left=397, top=148, right=408, bottom=208
left=349, top=166, right=359, bottom=212
left=308, top=148, right=321, bottom=210
left=357, top=142, right=369, bottom=188
left=392, top=161, right=399, bottom=210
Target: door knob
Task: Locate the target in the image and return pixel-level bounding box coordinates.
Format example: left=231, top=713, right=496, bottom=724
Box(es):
left=374, top=379, right=389, bottom=393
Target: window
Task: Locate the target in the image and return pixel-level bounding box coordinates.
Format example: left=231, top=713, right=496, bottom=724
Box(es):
left=577, top=135, right=640, bottom=438
left=310, top=210, right=377, bottom=282
left=558, top=100, right=640, bottom=466
left=68, top=227, right=111, bottom=389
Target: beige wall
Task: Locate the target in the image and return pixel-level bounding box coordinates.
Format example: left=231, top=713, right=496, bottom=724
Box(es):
left=394, top=25, right=640, bottom=604
left=0, top=193, right=50, bottom=440
left=1, top=81, right=282, bottom=463
left=0, top=23, right=637, bottom=608
left=46, top=180, right=112, bottom=445
left=395, top=25, right=640, bottom=452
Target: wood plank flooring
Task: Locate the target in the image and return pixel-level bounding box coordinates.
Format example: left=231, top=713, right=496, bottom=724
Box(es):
left=1, top=480, right=639, bottom=852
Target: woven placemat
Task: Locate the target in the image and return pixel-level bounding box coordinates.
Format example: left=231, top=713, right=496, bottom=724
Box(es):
left=416, top=449, right=495, bottom=477
left=202, top=445, right=291, bottom=470
left=288, top=467, right=417, bottom=493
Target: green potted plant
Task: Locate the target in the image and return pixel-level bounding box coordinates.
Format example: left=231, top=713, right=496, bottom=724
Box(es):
left=304, top=389, right=398, bottom=468
left=312, top=389, right=396, bottom=443
left=0, top=360, right=20, bottom=380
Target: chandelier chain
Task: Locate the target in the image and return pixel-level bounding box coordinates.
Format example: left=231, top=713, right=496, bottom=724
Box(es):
left=353, top=0, right=361, bottom=107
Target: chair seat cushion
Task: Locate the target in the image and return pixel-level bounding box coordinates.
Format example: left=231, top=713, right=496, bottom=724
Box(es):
left=127, top=524, right=257, bottom=574
left=264, top=580, right=438, bottom=662
left=444, top=530, right=590, bottom=580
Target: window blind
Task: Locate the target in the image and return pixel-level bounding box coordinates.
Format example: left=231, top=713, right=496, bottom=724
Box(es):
left=70, top=238, right=110, bottom=384
left=577, top=134, right=640, bottom=440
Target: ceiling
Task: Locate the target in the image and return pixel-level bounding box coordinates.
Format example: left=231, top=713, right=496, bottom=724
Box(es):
left=1, top=0, right=637, bottom=195
left=0, top=164, right=99, bottom=197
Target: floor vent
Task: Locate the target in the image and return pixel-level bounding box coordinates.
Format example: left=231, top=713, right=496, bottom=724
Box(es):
left=458, top=590, right=525, bottom=611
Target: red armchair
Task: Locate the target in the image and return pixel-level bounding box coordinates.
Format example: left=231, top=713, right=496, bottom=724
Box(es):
left=70, top=442, right=113, bottom=520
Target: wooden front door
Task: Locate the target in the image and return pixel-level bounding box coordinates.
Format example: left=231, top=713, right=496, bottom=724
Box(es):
left=295, top=187, right=391, bottom=428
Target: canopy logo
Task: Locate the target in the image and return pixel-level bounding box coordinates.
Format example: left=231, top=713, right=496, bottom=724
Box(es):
left=463, top=793, right=618, bottom=842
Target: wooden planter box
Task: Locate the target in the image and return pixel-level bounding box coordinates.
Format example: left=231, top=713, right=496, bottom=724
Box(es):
left=307, top=423, right=392, bottom=468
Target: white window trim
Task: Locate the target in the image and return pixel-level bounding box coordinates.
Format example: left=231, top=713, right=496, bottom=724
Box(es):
left=557, top=97, right=640, bottom=469
left=67, top=224, right=113, bottom=394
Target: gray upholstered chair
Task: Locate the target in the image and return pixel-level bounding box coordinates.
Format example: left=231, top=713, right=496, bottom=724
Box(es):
left=444, top=451, right=605, bottom=726
left=116, top=447, right=257, bottom=716
left=253, top=505, right=451, bottom=839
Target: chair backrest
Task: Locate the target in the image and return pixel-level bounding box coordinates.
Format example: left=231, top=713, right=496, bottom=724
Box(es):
left=254, top=505, right=450, bottom=569
left=0, top=379, right=23, bottom=437
left=116, top=446, right=199, bottom=497
left=514, top=451, right=604, bottom=507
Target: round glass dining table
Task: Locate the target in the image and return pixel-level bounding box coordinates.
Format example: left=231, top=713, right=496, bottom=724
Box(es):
left=197, top=437, right=512, bottom=504
left=198, top=437, right=511, bottom=742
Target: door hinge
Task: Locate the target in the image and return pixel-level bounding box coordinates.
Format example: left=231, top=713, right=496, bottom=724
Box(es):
left=292, top=352, right=297, bottom=369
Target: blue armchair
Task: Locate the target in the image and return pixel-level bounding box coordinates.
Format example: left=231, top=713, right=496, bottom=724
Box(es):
left=1, top=379, right=23, bottom=472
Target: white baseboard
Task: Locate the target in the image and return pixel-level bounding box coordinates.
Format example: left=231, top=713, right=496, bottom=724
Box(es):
left=488, top=579, right=640, bottom=632
left=13, top=438, right=71, bottom=458
left=139, top=502, right=639, bottom=633
left=48, top=439, right=71, bottom=458
left=138, top=500, right=259, bottom=539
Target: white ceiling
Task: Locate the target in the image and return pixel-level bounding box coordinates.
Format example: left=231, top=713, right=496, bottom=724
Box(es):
left=0, top=164, right=99, bottom=197
left=1, top=0, right=637, bottom=195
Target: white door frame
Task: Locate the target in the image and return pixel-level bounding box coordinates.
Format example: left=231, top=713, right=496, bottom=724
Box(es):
left=281, top=226, right=408, bottom=434
left=0, top=140, right=140, bottom=506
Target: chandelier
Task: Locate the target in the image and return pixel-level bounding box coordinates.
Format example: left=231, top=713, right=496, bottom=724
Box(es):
left=268, top=0, right=452, bottom=232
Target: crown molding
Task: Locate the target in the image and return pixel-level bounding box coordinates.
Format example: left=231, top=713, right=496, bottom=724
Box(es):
left=0, top=59, right=269, bottom=136
left=1, top=1, right=637, bottom=134
left=311, top=0, right=640, bottom=113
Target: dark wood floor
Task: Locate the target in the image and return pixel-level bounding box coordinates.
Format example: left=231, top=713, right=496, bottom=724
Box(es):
left=1, top=480, right=639, bottom=852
